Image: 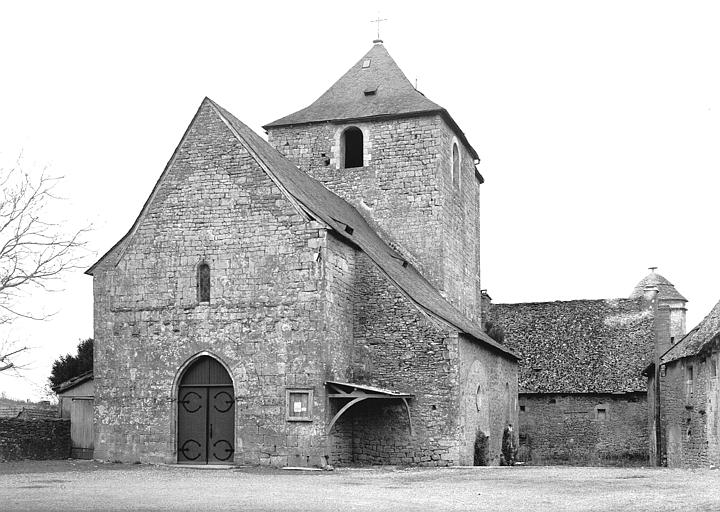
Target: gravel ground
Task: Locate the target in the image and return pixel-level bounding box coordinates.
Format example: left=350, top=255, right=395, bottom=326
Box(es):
left=0, top=461, right=719, bottom=511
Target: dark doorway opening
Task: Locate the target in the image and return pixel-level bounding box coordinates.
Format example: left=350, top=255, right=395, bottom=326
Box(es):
left=177, top=356, right=235, bottom=464
left=473, top=430, right=489, bottom=466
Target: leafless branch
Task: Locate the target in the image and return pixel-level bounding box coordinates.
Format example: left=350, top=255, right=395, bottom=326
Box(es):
left=0, top=157, right=91, bottom=330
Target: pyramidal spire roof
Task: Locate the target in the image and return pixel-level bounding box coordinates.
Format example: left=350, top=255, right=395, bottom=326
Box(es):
left=265, top=43, right=441, bottom=127
left=629, top=270, right=687, bottom=302
left=264, top=43, right=479, bottom=160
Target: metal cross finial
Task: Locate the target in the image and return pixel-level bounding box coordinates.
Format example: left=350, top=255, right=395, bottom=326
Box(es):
left=371, top=14, right=388, bottom=43
left=649, top=266, right=658, bottom=272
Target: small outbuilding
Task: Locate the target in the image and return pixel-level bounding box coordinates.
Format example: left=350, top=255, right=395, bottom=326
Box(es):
left=53, top=371, right=94, bottom=459
left=648, top=300, right=720, bottom=467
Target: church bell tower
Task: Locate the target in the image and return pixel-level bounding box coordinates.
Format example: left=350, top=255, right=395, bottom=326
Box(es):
left=264, top=42, right=485, bottom=322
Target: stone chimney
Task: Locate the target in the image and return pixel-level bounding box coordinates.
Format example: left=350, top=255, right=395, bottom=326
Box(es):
left=480, top=289, right=492, bottom=323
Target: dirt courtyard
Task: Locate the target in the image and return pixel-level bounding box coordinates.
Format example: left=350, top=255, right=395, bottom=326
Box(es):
left=1, top=461, right=719, bottom=511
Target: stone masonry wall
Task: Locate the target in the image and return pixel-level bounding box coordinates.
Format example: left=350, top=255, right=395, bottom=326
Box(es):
left=330, top=252, right=463, bottom=466
left=267, top=115, right=481, bottom=324
left=518, top=393, right=648, bottom=466
left=458, top=336, right=518, bottom=465
left=0, top=418, right=71, bottom=461
left=93, top=102, right=343, bottom=466
left=661, top=351, right=720, bottom=467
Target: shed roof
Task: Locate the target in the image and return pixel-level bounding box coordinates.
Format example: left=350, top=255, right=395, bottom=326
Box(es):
left=263, top=43, right=480, bottom=162
left=491, top=299, right=654, bottom=393
left=52, top=370, right=93, bottom=394
left=629, top=271, right=687, bottom=302
left=662, top=299, right=720, bottom=364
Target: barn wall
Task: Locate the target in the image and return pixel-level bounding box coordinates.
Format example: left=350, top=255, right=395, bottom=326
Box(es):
left=660, top=352, right=720, bottom=467
left=518, top=392, right=648, bottom=466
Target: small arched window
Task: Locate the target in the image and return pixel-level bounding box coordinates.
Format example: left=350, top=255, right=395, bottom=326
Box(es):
left=452, top=142, right=460, bottom=187
left=342, top=127, right=364, bottom=168
left=197, top=262, right=210, bottom=303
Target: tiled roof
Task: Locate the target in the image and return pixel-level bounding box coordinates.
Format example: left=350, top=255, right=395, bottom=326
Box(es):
left=263, top=43, right=479, bottom=161
left=629, top=271, right=687, bottom=302
left=662, top=299, right=720, bottom=363
left=490, top=299, right=654, bottom=393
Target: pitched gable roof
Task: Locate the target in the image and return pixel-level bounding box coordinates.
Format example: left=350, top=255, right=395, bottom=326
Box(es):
left=662, top=299, right=720, bottom=364
left=263, top=43, right=480, bottom=162
left=88, top=98, right=515, bottom=360
left=491, top=298, right=654, bottom=393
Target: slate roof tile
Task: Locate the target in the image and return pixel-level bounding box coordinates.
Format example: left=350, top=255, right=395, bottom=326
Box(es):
left=263, top=43, right=480, bottom=161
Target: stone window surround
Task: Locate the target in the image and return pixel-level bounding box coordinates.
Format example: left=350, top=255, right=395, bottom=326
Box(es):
left=594, top=404, right=609, bottom=421
left=332, top=124, right=371, bottom=170
left=286, top=388, right=314, bottom=422
left=451, top=136, right=461, bottom=191
left=197, top=261, right=211, bottom=303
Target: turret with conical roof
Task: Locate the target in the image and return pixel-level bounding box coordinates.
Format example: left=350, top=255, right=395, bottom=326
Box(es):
left=265, top=42, right=484, bottom=323
left=630, top=268, right=687, bottom=341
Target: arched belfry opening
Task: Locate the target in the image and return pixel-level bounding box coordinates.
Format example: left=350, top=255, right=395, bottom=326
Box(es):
left=341, top=127, right=364, bottom=168
left=177, top=355, right=235, bottom=464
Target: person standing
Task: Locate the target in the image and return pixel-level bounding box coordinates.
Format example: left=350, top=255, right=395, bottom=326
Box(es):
left=502, top=423, right=516, bottom=466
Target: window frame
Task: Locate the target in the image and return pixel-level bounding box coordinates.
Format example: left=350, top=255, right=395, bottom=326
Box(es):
left=286, top=388, right=314, bottom=422
left=451, top=139, right=461, bottom=189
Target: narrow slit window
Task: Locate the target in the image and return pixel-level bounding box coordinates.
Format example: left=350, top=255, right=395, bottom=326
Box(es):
left=596, top=408, right=607, bottom=421
left=197, top=262, right=210, bottom=303
left=452, top=142, right=460, bottom=187
left=342, top=127, right=364, bottom=168
left=685, top=365, right=694, bottom=399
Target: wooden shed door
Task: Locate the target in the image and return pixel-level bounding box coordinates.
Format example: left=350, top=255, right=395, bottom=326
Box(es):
left=70, top=398, right=94, bottom=459
left=178, top=356, right=235, bottom=464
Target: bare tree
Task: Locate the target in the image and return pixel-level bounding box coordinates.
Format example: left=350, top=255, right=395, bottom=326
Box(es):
left=0, top=156, right=89, bottom=372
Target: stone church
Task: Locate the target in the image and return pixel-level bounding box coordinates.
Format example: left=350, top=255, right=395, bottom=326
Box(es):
left=87, top=42, right=518, bottom=467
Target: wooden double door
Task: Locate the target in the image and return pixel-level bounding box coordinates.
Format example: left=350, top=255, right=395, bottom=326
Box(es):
left=177, top=357, right=235, bottom=464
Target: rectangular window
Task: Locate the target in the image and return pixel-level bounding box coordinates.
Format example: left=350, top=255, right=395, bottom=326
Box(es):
left=596, top=408, right=607, bottom=421
left=519, top=405, right=526, bottom=413
left=286, top=389, right=313, bottom=421
left=711, top=357, right=717, bottom=378
left=685, top=365, right=694, bottom=400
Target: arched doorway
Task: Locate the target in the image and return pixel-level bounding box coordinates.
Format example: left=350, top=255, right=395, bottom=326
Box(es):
left=177, top=356, right=235, bottom=464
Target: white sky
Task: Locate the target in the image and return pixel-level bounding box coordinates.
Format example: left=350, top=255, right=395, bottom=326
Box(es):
left=1, top=1, right=718, bottom=400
